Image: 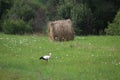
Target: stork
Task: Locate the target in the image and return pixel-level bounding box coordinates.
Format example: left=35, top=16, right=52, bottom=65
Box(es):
left=39, top=53, right=52, bottom=61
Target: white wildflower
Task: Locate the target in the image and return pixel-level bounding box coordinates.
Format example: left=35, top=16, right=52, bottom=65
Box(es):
left=91, top=54, right=94, bottom=56
left=31, top=56, right=34, bottom=59
left=104, top=62, right=107, bottom=64
left=20, top=40, right=22, bottom=44
left=118, top=62, right=120, bottom=64
left=55, top=56, right=58, bottom=59
left=89, top=43, right=91, bottom=45
left=60, top=60, right=62, bottom=62
left=0, top=38, right=3, bottom=39
left=115, top=63, right=118, bottom=65
left=6, top=38, right=9, bottom=40
left=66, top=54, right=68, bottom=57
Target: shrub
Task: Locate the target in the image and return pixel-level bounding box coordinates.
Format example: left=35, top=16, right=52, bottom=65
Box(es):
left=105, top=9, right=120, bottom=35
left=2, top=19, right=32, bottom=34
left=57, top=1, right=95, bottom=35
left=46, top=0, right=59, bottom=21
left=7, top=0, right=40, bottom=21
left=33, top=7, right=47, bottom=33
left=57, top=3, right=73, bottom=19
left=1, top=0, right=48, bottom=34
left=0, top=0, right=14, bottom=31
left=71, top=4, right=95, bottom=35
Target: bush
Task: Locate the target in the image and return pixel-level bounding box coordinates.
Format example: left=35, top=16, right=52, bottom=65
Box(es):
left=57, top=2, right=95, bottom=35
left=46, top=0, right=59, bottom=21
left=7, top=0, right=40, bottom=21
left=71, top=4, right=95, bottom=35
left=33, top=8, right=47, bottom=33
left=2, top=19, right=32, bottom=34
left=1, top=0, right=45, bottom=34
left=57, top=3, right=73, bottom=19
left=0, top=0, right=14, bottom=31
left=105, top=9, right=120, bottom=35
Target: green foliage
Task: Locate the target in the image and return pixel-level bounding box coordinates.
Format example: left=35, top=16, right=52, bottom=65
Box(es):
left=0, top=0, right=14, bottom=17
left=93, top=1, right=116, bottom=34
left=57, top=3, right=73, bottom=19
left=0, top=0, right=14, bottom=31
left=33, top=7, right=47, bottom=33
left=57, top=1, right=95, bottom=35
left=1, top=0, right=120, bottom=35
left=7, top=0, right=40, bottom=21
left=71, top=4, right=95, bottom=35
left=1, top=0, right=42, bottom=34
left=105, top=9, right=120, bottom=35
left=2, top=19, right=32, bottom=34
left=46, top=0, right=59, bottom=20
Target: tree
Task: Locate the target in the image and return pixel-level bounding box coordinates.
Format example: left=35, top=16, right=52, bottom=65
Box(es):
left=46, top=0, right=59, bottom=21
left=33, top=7, right=47, bottom=33
left=105, top=9, right=120, bottom=35
left=57, top=1, right=95, bottom=35
left=75, top=0, right=119, bottom=35
left=57, top=2, right=73, bottom=19
left=2, top=19, right=32, bottom=34
left=2, top=0, right=41, bottom=34
left=71, top=4, right=95, bottom=35
left=92, top=1, right=116, bottom=35
left=6, top=0, right=40, bottom=21
left=0, top=0, right=14, bottom=31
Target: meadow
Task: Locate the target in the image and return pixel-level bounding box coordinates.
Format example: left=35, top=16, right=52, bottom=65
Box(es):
left=0, top=33, right=120, bottom=80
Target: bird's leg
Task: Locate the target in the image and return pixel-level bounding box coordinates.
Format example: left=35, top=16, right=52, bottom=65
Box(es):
left=47, top=59, right=50, bottom=62
left=46, top=59, right=48, bottom=62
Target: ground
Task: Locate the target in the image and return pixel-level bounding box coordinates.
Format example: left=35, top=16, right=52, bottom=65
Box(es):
left=0, top=33, right=120, bottom=80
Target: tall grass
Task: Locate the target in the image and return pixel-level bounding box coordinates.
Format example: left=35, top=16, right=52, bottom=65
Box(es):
left=0, top=33, right=120, bottom=80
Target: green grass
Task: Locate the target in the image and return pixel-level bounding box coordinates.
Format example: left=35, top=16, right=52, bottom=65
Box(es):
left=0, top=33, right=120, bottom=80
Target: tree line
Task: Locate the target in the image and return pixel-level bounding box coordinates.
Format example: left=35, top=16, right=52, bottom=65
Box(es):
left=0, top=0, right=120, bottom=35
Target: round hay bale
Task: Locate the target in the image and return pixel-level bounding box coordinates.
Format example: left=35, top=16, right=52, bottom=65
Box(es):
left=48, top=19, right=74, bottom=41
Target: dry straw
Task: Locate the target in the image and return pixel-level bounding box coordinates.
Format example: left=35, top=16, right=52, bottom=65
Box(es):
left=48, top=19, right=74, bottom=41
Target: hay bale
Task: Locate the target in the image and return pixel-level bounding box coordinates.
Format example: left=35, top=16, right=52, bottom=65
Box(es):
left=48, top=19, right=74, bottom=41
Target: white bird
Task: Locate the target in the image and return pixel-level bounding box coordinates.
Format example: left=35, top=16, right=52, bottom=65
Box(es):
left=39, top=53, right=52, bottom=61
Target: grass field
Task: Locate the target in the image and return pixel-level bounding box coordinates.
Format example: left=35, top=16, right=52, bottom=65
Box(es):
left=0, top=33, right=120, bottom=80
